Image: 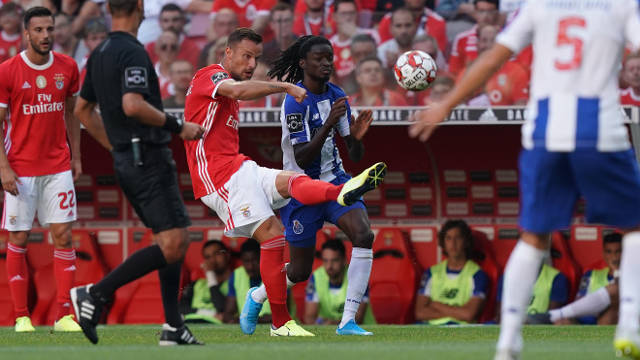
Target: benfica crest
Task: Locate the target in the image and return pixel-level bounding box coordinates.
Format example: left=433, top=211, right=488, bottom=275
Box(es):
left=54, top=73, right=65, bottom=90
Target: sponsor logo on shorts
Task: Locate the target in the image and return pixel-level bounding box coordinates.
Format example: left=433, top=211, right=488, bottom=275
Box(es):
left=292, top=219, right=304, bottom=235
left=240, top=205, right=251, bottom=218
left=286, top=113, right=303, bottom=133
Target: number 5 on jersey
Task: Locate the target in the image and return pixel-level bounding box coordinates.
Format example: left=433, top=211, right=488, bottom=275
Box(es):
left=555, top=16, right=586, bottom=71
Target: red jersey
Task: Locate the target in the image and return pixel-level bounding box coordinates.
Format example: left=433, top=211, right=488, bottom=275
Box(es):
left=621, top=87, right=640, bottom=106
left=211, top=0, right=274, bottom=28
left=377, top=9, right=447, bottom=54
left=145, top=36, right=201, bottom=69
left=330, top=29, right=379, bottom=79
left=293, top=14, right=333, bottom=37
left=184, top=64, right=249, bottom=198
left=449, top=25, right=478, bottom=76
left=0, top=51, right=79, bottom=177
left=484, top=61, right=529, bottom=105
left=0, top=31, right=21, bottom=64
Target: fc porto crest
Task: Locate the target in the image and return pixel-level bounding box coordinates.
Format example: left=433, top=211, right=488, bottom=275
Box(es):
left=54, top=73, right=65, bottom=90
left=292, top=219, right=304, bottom=235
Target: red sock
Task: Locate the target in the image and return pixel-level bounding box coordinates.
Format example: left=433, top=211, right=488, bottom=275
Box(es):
left=6, top=243, right=29, bottom=318
left=288, top=174, right=343, bottom=205
left=260, top=236, right=291, bottom=328
left=53, top=248, right=76, bottom=320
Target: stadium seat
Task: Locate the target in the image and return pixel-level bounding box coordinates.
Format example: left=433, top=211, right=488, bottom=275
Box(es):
left=491, top=226, right=520, bottom=269
left=569, top=225, right=608, bottom=270
left=551, top=232, right=582, bottom=302
left=369, top=228, right=419, bottom=324
left=408, top=226, right=438, bottom=271
left=470, top=230, right=500, bottom=323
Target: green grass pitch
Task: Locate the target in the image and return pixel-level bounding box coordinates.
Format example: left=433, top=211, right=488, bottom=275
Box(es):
left=0, top=325, right=620, bottom=360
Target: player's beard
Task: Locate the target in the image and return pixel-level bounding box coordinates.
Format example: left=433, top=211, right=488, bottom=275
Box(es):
left=30, top=39, right=50, bottom=56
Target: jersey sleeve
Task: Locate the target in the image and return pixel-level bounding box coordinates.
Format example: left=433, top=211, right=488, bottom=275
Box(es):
left=0, top=63, right=11, bottom=108
left=448, top=34, right=466, bottom=76
left=496, top=1, right=534, bottom=54
left=472, top=269, right=489, bottom=299
left=305, top=274, right=319, bottom=303
left=68, top=62, right=80, bottom=97
left=120, top=47, right=154, bottom=97
left=417, top=268, right=433, bottom=297
left=550, top=272, right=569, bottom=305
left=283, top=93, right=310, bottom=145
left=624, top=0, right=640, bottom=50
left=335, top=88, right=351, bottom=137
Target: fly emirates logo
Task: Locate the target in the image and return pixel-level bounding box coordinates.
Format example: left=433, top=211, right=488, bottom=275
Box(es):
left=22, top=94, right=63, bottom=115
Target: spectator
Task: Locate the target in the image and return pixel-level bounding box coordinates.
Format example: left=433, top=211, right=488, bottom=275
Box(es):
left=146, top=4, right=201, bottom=68
left=350, top=33, right=377, bottom=65
left=414, top=220, right=489, bottom=325
left=204, top=36, right=228, bottom=67
left=14, top=0, right=55, bottom=12
left=0, top=3, right=23, bottom=64
left=293, top=0, right=331, bottom=36
left=533, top=233, right=622, bottom=325
left=210, top=0, right=274, bottom=37
left=377, top=7, right=418, bottom=68
left=199, top=8, right=237, bottom=68
left=304, top=239, right=373, bottom=325
left=377, top=0, right=447, bottom=53
left=163, top=60, right=194, bottom=108
left=240, top=61, right=283, bottom=108
left=477, top=24, right=529, bottom=105
left=420, top=75, right=454, bottom=105
left=329, top=0, right=379, bottom=85
left=621, top=53, right=640, bottom=106
left=68, top=0, right=107, bottom=36
left=53, top=13, right=79, bottom=58
left=138, top=0, right=212, bottom=44
left=223, top=239, right=272, bottom=324
left=435, top=0, right=475, bottom=41
left=449, top=0, right=500, bottom=76
left=180, top=240, right=233, bottom=324
left=412, top=33, right=448, bottom=73
left=78, top=17, right=108, bottom=85
left=351, top=56, right=408, bottom=106
left=495, top=261, right=569, bottom=323
left=154, top=31, right=180, bottom=99
left=262, top=2, right=297, bottom=66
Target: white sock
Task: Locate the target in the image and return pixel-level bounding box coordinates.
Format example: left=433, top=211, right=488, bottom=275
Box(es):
left=617, top=232, right=640, bottom=333
left=339, top=247, right=373, bottom=328
left=251, top=284, right=268, bottom=303
left=496, top=241, right=546, bottom=352
left=549, top=287, right=611, bottom=322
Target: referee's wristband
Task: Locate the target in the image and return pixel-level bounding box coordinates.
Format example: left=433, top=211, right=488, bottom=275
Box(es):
left=163, top=113, right=183, bottom=134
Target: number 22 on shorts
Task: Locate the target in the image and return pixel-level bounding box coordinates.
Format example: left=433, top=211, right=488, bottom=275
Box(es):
left=58, top=190, right=75, bottom=209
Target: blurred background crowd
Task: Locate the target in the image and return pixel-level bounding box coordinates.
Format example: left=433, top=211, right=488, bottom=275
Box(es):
left=0, top=0, right=639, bottom=109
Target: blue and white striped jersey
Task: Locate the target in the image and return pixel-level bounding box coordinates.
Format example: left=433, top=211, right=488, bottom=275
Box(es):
left=496, top=0, right=640, bottom=152
left=280, top=82, right=351, bottom=182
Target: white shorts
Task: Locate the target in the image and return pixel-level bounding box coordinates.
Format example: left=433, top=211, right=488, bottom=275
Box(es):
left=201, top=161, right=289, bottom=238
left=1, top=170, right=77, bottom=231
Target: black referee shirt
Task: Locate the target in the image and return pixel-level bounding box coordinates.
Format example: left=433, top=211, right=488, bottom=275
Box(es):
left=80, top=31, right=171, bottom=151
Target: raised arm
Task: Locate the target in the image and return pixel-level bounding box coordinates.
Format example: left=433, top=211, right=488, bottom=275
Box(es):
left=216, top=79, right=307, bottom=102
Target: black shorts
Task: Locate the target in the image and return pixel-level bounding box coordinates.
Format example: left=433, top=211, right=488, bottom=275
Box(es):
left=113, top=146, right=191, bottom=233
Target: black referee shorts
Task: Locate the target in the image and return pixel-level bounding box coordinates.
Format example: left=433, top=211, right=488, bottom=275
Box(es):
left=113, top=146, right=191, bottom=233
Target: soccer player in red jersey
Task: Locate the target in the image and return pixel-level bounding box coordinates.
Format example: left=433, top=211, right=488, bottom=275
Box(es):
left=0, top=7, right=82, bottom=333
left=183, top=27, right=386, bottom=336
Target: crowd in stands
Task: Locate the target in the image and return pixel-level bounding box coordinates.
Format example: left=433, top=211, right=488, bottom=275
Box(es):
left=2, top=0, right=638, bottom=109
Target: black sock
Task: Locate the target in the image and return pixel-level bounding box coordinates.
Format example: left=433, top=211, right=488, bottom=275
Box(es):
left=158, top=261, right=184, bottom=328
left=91, top=245, right=168, bottom=301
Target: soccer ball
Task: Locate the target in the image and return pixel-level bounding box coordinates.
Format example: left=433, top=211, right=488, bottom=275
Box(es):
left=393, top=50, right=437, bottom=91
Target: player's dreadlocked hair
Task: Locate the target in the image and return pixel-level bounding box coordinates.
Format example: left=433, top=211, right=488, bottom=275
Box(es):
left=268, top=35, right=332, bottom=83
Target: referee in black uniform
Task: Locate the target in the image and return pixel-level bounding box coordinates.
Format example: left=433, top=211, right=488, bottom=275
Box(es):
left=71, top=0, right=204, bottom=345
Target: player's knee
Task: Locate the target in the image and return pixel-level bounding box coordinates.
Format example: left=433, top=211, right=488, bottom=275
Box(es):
left=158, top=230, right=189, bottom=263
left=50, top=226, right=72, bottom=248
left=9, top=232, right=29, bottom=247
left=287, top=264, right=312, bottom=283
left=352, top=229, right=374, bottom=249
left=607, top=283, right=619, bottom=300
